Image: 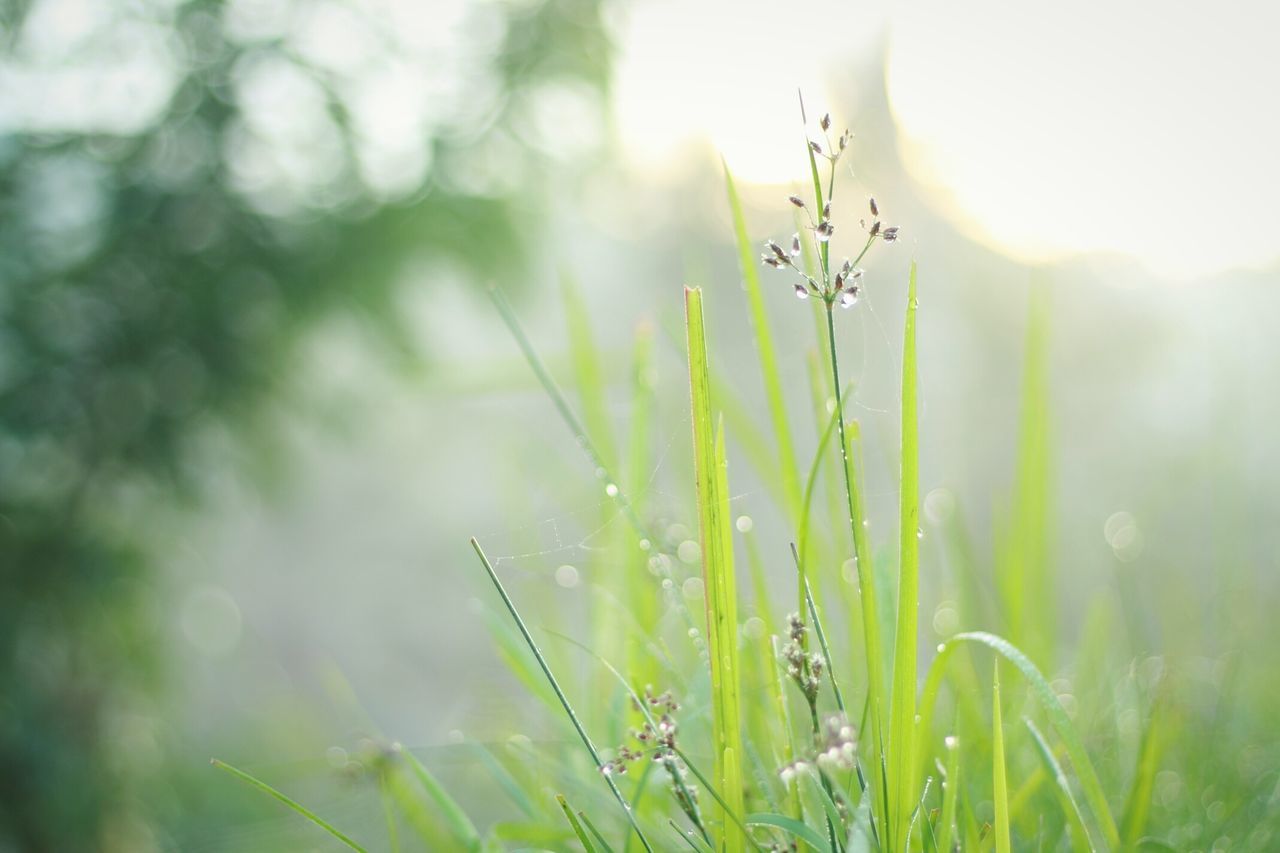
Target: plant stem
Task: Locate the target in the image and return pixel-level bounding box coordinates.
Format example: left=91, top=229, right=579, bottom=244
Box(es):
left=470, top=537, right=654, bottom=852
left=822, top=300, right=888, bottom=838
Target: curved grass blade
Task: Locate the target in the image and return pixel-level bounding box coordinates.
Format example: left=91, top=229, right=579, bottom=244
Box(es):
left=1024, top=718, right=1094, bottom=852
left=748, top=813, right=830, bottom=851
left=920, top=632, right=1120, bottom=848
left=211, top=759, right=369, bottom=853
left=470, top=537, right=654, bottom=852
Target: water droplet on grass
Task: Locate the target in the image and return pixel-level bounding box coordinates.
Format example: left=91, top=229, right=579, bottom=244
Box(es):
left=605, top=483, right=619, bottom=497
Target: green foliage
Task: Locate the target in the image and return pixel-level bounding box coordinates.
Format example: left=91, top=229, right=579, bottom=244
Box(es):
left=0, top=0, right=615, bottom=846
left=991, top=669, right=1011, bottom=853
left=888, top=263, right=921, bottom=851
left=213, top=108, right=1273, bottom=853
left=686, top=287, right=746, bottom=849
left=725, top=164, right=803, bottom=527
left=211, top=759, right=368, bottom=852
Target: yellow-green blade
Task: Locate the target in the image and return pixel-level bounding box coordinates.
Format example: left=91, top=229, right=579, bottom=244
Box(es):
left=685, top=286, right=745, bottom=848
left=889, top=261, right=921, bottom=849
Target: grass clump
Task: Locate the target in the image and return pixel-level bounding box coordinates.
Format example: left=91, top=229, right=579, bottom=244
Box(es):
left=215, top=106, right=1220, bottom=851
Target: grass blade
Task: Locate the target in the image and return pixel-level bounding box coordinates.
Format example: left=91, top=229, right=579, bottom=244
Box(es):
left=724, top=162, right=802, bottom=526
left=889, top=261, right=921, bottom=849
left=488, top=286, right=647, bottom=542
left=393, top=743, right=483, bottom=851
left=920, top=632, right=1121, bottom=848
left=1024, top=718, right=1094, bottom=852
left=561, top=272, right=618, bottom=469
left=747, top=813, right=830, bottom=851
left=624, top=322, right=659, bottom=680
left=558, top=794, right=601, bottom=853
left=937, top=732, right=960, bottom=853
left=1121, top=694, right=1167, bottom=846
left=545, top=629, right=711, bottom=846
left=211, top=759, right=369, bottom=852
left=685, top=285, right=746, bottom=848
left=469, top=537, right=654, bottom=852
left=998, top=286, right=1053, bottom=668
left=992, top=667, right=1011, bottom=853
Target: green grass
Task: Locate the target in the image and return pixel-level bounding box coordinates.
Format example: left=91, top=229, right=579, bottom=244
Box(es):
left=686, top=285, right=747, bottom=849
left=214, top=109, right=1268, bottom=852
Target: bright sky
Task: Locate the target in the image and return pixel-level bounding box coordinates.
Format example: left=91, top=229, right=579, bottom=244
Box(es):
left=613, top=0, right=1280, bottom=278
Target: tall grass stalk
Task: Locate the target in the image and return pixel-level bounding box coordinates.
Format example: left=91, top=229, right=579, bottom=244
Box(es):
left=685, top=286, right=746, bottom=849
left=822, top=261, right=888, bottom=838
left=469, top=537, right=655, bottom=852
left=888, top=262, right=921, bottom=850
left=725, top=164, right=803, bottom=526
left=992, top=666, right=1012, bottom=853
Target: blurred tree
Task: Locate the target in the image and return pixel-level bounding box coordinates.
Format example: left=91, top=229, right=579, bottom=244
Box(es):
left=0, top=0, right=612, bottom=847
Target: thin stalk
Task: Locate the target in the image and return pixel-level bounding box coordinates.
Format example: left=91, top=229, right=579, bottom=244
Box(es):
left=822, top=299, right=888, bottom=836
left=889, top=262, right=921, bottom=851
left=489, top=287, right=643, bottom=535
left=470, top=537, right=654, bottom=852
left=211, top=759, right=368, bottom=853
left=992, top=666, right=1011, bottom=853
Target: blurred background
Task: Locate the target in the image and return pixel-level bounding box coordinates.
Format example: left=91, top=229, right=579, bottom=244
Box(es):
left=2, top=0, right=1278, bottom=849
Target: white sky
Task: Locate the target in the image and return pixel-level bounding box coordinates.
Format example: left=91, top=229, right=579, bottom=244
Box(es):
left=613, top=0, right=1280, bottom=278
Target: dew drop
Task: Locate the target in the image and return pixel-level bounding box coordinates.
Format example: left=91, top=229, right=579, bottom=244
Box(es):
left=555, top=565, right=580, bottom=588
left=735, top=515, right=753, bottom=533
left=794, top=284, right=810, bottom=300
left=916, top=527, right=924, bottom=540
left=838, top=289, right=858, bottom=308
left=605, top=483, right=619, bottom=497
left=944, top=735, right=958, bottom=750
left=638, top=538, right=651, bottom=551
left=676, top=539, right=701, bottom=564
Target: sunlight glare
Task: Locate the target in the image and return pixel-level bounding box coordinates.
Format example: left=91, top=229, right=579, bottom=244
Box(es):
left=886, top=0, right=1280, bottom=277
left=612, top=1, right=885, bottom=184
